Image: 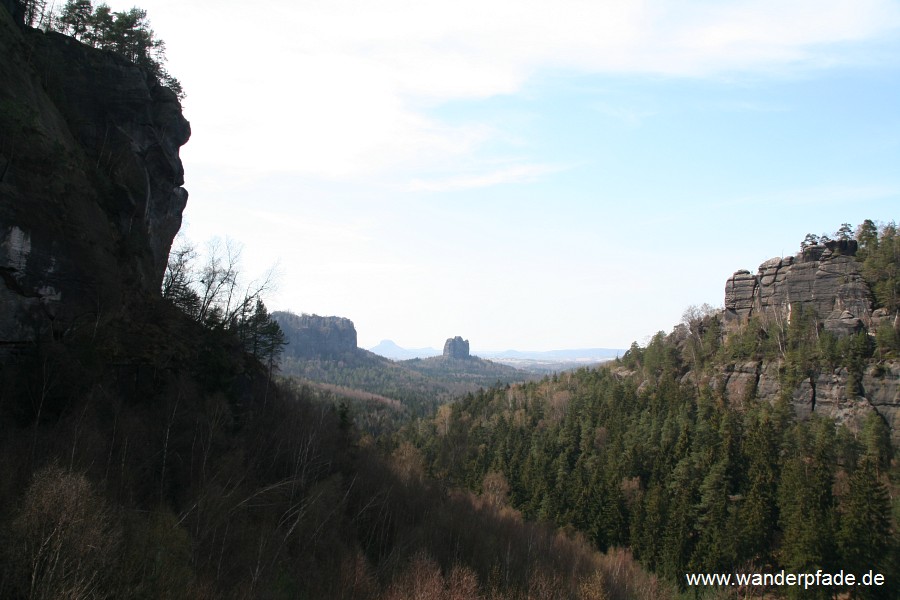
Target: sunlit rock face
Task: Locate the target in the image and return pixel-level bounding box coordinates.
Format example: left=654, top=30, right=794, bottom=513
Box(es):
left=716, top=240, right=899, bottom=445
left=443, top=336, right=470, bottom=359
left=723, top=241, right=871, bottom=336
left=0, top=6, right=190, bottom=346
left=713, top=356, right=900, bottom=446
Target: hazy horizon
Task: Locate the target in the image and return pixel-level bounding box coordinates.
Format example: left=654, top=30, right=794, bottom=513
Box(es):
left=133, top=0, right=899, bottom=350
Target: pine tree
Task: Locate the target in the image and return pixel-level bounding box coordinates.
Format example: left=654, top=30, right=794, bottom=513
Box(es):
left=57, top=0, right=93, bottom=39
left=778, top=420, right=837, bottom=600
left=837, top=456, right=892, bottom=599
left=738, top=407, right=781, bottom=563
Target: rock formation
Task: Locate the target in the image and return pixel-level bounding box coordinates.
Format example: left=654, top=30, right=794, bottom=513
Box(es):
left=273, top=312, right=358, bottom=359
left=718, top=240, right=899, bottom=445
left=724, top=240, right=871, bottom=336
left=714, top=356, right=900, bottom=445
left=0, top=7, right=190, bottom=347
left=443, top=336, right=470, bottom=359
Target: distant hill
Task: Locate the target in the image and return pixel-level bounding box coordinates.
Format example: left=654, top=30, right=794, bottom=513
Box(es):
left=478, top=348, right=623, bottom=361
left=396, top=335, right=536, bottom=385
left=273, top=313, right=532, bottom=432
left=477, top=348, right=622, bottom=374
left=369, top=339, right=440, bottom=360
left=401, top=354, right=530, bottom=388
left=369, top=340, right=624, bottom=373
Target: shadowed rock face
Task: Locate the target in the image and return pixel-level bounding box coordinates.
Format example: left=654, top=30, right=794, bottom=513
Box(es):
left=443, top=336, right=470, bottom=359
left=0, top=8, right=190, bottom=345
left=273, top=312, right=358, bottom=360
left=713, top=356, right=900, bottom=446
left=0, top=0, right=20, bottom=25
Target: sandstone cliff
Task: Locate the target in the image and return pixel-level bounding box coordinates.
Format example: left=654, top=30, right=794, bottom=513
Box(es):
left=716, top=241, right=899, bottom=445
left=443, top=336, right=471, bottom=359
left=724, top=239, right=872, bottom=336
left=715, top=358, right=899, bottom=439
left=273, top=312, right=359, bottom=359
left=0, top=6, right=190, bottom=347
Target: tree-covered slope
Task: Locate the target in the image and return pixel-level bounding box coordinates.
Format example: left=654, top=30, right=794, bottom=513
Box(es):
left=1, top=6, right=672, bottom=597
left=274, top=311, right=533, bottom=433
left=406, top=222, right=900, bottom=597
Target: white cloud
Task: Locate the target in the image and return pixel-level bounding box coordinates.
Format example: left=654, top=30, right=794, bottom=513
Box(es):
left=160, top=0, right=900, bottom=178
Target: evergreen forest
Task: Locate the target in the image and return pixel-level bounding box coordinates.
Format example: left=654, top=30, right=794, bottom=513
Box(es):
left=1, top=1, right=899, bottom=598
left=403, top=221, right=900, bottom=599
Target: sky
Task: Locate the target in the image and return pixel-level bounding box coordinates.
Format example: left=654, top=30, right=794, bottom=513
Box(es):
left=135, top=0, right=899, bottom=351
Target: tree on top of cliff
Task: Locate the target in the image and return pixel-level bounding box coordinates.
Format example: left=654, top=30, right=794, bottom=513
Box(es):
left=800, top=232, right=820, bottom=251
left=20, top=0, right=51, bottom=28
left=57, top=0, right=90, bottom=36
left=51, top=0, right=184, bottom=99
left=856, top=220, right=900, bottom=315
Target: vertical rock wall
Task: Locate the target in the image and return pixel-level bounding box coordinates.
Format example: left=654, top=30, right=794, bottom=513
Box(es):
left=273, top=312, right=359, bottom=359
left=0, top=7, right=190, bottom=345
left=718, top=241, right=898, bottom=445
left=724, top=242, right=871, bottom=335
left=443, top=336, right=470, bottom=359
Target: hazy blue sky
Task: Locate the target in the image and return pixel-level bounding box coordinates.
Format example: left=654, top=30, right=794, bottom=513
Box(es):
left=138, top=0, right=899, bottom=350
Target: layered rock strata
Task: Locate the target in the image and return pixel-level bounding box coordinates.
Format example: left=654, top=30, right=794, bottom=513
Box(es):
left=273, top=312, right=358, bottom=359
left=719, top=240, right=898, bottom=445
left=724, top=241, right=871, bottom=335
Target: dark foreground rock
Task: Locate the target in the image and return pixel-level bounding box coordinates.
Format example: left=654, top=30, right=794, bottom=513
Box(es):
left=0, top=7, right=189, bottom=346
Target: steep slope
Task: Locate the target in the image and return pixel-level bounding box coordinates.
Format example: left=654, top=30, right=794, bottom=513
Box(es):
left=0, top=10, right=666, bottom=599
left=408, top=225, right=899, bottom=592
left=274, top=312, right=532, bottom=432
left=715, top=237, right=899, bottom=445
left=0, top=6, right=189, bottom=347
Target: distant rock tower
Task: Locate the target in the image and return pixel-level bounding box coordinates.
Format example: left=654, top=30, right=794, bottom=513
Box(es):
left=443, top=336, right=470, bottom=359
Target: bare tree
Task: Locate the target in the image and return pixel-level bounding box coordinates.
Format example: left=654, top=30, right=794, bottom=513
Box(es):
left=161, top=235, right=284, bottom=360
left=162, top=236, right=200, bottom=318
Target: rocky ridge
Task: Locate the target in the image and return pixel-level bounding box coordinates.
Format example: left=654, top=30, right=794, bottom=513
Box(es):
left=0, top=6, right=190, bottom=346
left=273, top=312, right=358, bottom=360
left=724, top=240, right=874, bottom=336
left=718, top=240, right=899, bottom=444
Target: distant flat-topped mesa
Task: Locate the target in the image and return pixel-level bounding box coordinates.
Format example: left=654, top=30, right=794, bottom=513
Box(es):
left=273, top=312, right=357, bottom=359
left=724, top=239, right=871, bottom=336
left=443, top=336, right=471, bottom=359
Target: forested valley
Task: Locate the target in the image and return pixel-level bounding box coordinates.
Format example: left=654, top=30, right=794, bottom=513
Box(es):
left=402, top=221, right=900, bottom=599
left=2, top=0, right=899, bottom=597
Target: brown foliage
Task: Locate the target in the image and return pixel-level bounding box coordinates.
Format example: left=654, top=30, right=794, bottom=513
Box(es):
left=383, top=553, right=485, bottom=600
left=6, top=466, right=120, bottom=600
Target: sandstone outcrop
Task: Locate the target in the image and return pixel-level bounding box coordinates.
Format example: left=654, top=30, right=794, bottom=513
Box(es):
left=718, top=241, right=899, bottom=445
left=443, top=336, right=470, bottom=359
left=715, top=358, right=900, bottom=444
left=724, top=242, right=871, bottom=336
left=0, top=7, right=190, bottom=347
left=273, top=312, right=358, bottom=360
